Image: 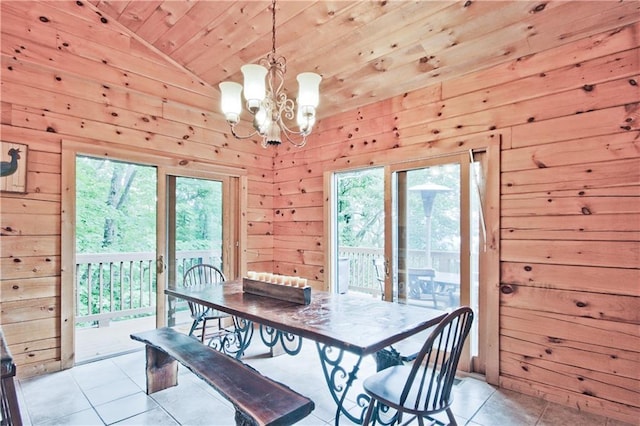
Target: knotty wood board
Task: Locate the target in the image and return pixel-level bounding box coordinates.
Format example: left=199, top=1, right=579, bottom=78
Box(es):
left=501, top=262, right=640, bottom=296
left=1, top=277, right=60, bottom=302
left=1, top=1, right=638, bottom=422
left=501, top=332, right=638, bottom=380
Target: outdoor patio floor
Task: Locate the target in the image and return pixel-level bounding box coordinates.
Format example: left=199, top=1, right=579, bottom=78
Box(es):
left=14, top=329, right=633, bottom=426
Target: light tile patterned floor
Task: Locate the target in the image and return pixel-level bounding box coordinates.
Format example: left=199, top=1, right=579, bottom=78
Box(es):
left=16, top=336, right=633, bottom=426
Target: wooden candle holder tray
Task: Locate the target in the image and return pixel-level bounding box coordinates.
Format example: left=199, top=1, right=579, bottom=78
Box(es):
left=242, top=278, right=311, bottom=305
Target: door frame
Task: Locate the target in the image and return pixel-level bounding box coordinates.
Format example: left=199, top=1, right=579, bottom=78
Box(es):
left=387, top=152, right=470, bottom=307
left=161, top=168, right=243, bottom=328
left=61, top=140, right=246, bottom=368
left=324, top=138, right=500, bottom=384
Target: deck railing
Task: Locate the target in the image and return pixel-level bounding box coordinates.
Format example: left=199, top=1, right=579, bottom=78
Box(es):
left=338, top=247, right=460, bottom=297
left=75, top=250, right=220, bottom=327
left=76, top=248, right=458, bottom=325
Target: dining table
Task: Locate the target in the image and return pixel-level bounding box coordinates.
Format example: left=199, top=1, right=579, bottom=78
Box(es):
left=165, top=279, right=447, bottom=425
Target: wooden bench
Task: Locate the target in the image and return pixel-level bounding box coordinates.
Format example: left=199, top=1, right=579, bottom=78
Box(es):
left=130, top=327, right=314, bottom=426
left=1, top=327, right=22, bottom=426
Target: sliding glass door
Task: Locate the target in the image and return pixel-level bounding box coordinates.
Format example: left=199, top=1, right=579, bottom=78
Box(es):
left=74, top=156, right=158, bottom=362
left=163, top=171, right=240, bottom=329
left=390, top=158, right=467, bottom=312
left=329, top=147, right=498, bottom=376
left=61, top=141, right=245, bottom=367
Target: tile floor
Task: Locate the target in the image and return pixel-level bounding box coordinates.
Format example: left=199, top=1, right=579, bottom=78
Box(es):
left=15, top=336, right=634, bottom=426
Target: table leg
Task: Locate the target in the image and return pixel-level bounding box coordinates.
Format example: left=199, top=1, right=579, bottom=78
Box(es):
left=213, top=317, right=254, bottom=359
left=259, top=325, right=303, bottom=355
left=316, top=342, right=371, bottom=425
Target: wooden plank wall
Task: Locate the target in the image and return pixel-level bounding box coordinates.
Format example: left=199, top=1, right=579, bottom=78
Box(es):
left=273, top=22, right=640, bottom=424
left=0, top=1, right=638, bottom=423
left=0, top=1, right=273, bottom=377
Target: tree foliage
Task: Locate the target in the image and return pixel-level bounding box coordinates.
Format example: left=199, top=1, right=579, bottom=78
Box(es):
left=75, top=157, right=222, bottom=254
left=175, top=177, right=222, bottom=251
left=76, top=157, right=156, bottom=253
left=336, top=165, right=460, bottom=252
left=337, top=168, right=385, bottom=248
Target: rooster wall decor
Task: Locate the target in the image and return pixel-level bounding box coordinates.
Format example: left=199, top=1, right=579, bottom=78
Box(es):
left=0, top=142, right=28, bottom=193
left=1, top=148, right=21, bottom=177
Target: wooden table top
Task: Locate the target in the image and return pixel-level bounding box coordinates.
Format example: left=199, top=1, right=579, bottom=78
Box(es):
left=166, top=279, right=447, bottom=356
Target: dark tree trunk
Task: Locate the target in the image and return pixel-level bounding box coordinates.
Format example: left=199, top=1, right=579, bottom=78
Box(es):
left=102, top=163, right=137, bottom=248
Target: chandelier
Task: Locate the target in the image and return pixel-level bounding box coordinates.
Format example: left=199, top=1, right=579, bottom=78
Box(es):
left=219, top=0, right=322, bottom=148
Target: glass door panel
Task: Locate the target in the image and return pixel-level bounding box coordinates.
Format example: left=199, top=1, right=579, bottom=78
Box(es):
left=389, top=154, right=481, bottom=372
left=392, top=163, right=462, bottom=311
left=174, top=177, right=224, bottom=273
left=329, top=146, right=498, bottom=377
left=165, top=175, right=225, bottom=328
left=74, top=156, right=157, bottom=363
left=334, top=167, right=385, bottom=297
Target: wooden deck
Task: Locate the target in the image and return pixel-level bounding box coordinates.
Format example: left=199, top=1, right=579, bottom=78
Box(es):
left=75, top=311, right=192, bottom=364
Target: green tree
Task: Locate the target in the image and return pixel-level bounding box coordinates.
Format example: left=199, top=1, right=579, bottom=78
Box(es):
left=336, top=165, right=460, bottom=252
left=406, top=164, right=460, bottom=252
left=337, top=168, right=384, bottom=248
left=76, top=156, right=156, bottom=253
left=175, top=177, right=222, bottom=251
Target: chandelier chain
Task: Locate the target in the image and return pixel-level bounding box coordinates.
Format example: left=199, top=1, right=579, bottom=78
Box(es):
left=271, top=0, right=277, bottom=56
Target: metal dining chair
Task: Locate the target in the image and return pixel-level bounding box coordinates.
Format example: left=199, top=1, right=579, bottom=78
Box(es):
left=362, top=306, right=474, bottom=426
left=372, top=258, right=386, bottom=300
left=182, top=264, right=232, bottom=343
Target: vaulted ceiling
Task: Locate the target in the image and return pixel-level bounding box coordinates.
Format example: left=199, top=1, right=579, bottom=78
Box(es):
left=89, top=1, right=637, bottom=120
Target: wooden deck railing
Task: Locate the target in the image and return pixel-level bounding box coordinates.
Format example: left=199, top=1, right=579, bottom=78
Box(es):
left=75, top=250, right=221, bottom=326
left=337, top=247, right=460, bottom=297
left=76, top=248, right=458, bottom=325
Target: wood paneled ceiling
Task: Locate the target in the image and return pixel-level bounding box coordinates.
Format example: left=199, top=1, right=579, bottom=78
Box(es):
left=89, top=1, right=637, bottom=120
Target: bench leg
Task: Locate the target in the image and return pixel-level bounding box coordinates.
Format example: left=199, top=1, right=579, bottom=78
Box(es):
left=1, top=375, right=23, bottom=426
left=234, top=409, right=258, bottom=426
left=145, top=345, right=178, bottom=394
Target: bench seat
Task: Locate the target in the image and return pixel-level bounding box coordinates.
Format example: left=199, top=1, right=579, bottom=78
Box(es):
left=131, top=327, right=314, bottom=426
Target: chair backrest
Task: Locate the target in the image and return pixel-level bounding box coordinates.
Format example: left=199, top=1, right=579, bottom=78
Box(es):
left=182, top=264, right=226, bottom=317
left=400, top=306, right=474, bottom=412
left=372, top=258, right=385, bottom=298
left=372, top=258, right=385, bottom=282
left=183, top=263, right=226, bottom=288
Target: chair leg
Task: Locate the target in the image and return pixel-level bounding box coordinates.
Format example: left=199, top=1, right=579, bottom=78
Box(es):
left=446, top=407, right=457, bottom=426
left=362, top=399, right=376, bottom=425
left=188, top=319, right=199, bottom=337
left=430, top=280, right=438, bottom=309
left=200, top=318, right=209, bottom=343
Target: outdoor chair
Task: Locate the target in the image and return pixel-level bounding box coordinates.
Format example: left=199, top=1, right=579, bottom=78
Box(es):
left=182, top=264, right=234, bottom=344
left=372, top=258, right=386, bottom=300
left=362, top=306, right=474, bottom=426
left=408, top=268, right=437, bottom=307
